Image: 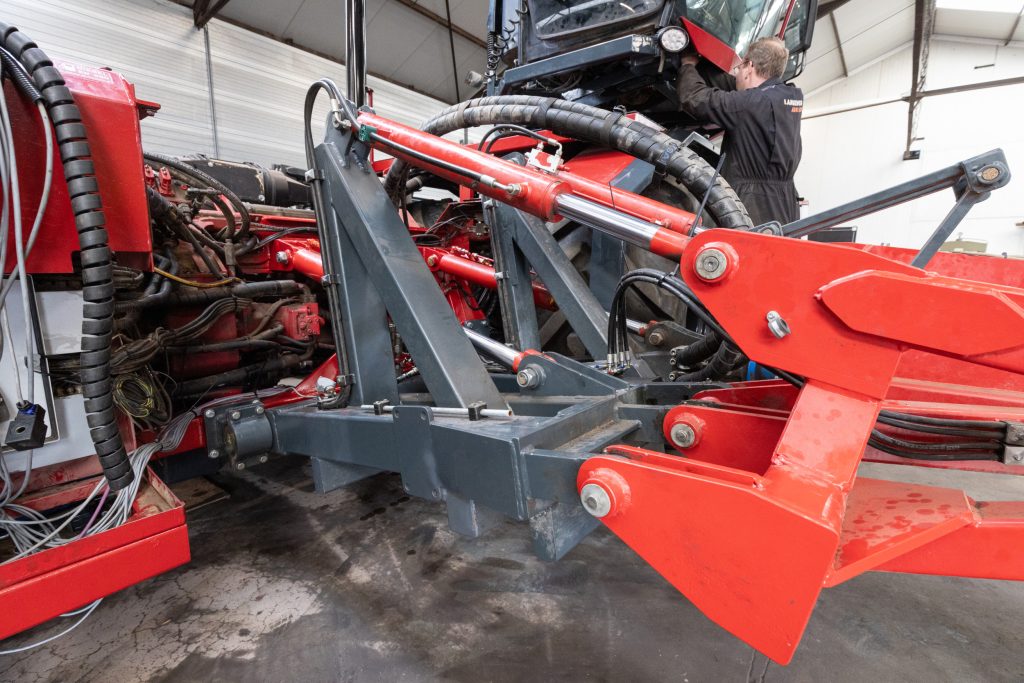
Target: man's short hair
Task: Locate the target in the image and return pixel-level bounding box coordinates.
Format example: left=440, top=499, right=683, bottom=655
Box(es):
left=745, top=37, right=789, bottom=80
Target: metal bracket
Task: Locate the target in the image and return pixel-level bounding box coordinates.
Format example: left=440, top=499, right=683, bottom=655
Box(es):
left=1005, top=422, right=1024, bottom=446
left=676, top=130, right=721, bottom=168
left=202, top=401, right=273, bottom=471
left=782, top=150, right=1011, bottom=259
left=1003, top=445, right=1024, bottom=465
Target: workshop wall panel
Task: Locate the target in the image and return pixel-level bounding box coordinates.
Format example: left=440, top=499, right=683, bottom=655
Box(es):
left=5, top=0, right=450, bottom=168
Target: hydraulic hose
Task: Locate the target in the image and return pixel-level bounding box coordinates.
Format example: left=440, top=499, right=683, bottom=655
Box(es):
left=383, top=95, right=752, bottom=230
left=146, top=186, right=225, bottom=277
left=672, top=331, right=721, bottom=368
left=0, top=22, right=133, bottom=489
left=304, top=79, right=355, bottom=409
left=143, top=152, right=251, bottom=241
left=164, top=279, right=305, bottom=307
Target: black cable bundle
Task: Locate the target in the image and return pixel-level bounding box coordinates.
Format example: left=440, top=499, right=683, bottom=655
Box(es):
left=868, top=410, right=1006, bottom=461
left=0, top=22, right=132, bottom=489
left=606, top=268, right=737, bottom=373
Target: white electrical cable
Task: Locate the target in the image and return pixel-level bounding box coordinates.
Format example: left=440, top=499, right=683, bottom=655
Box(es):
left=0, top=98, right=11, bottom=392
left=0, top=101, right=53, bottom=308
left=0, top=599, right=101, bottom=656
left=0, top=309, right=23, bottom=404
left=0, top=390, right=254, bottom=653
left=0, top=408, right=195, bottom=563
left=0, top=87, right=35, bottom=406
left=0, top=68, right=139, bottom=656
left=0, top=81, right=58, bottom=517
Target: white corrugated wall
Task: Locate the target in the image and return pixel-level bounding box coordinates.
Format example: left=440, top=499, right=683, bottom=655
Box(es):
left=797, top=39, right=1024, bottom=256
left=5, top=0, right=451, bottom=166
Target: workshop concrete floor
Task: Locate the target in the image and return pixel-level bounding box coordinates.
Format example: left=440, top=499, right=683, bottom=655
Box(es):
left=2, top=457, right=1024, bottom=683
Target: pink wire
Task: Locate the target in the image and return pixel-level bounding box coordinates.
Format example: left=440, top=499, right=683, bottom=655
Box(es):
left=77, top=486, right=110, bottom=539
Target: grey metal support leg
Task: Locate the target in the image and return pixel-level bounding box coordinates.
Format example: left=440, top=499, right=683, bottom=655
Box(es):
left=314, top=195, right=398, bottom=406
left=590, top=159, right=655, bottom=308
left=315, top=128, right=508, bottom=410
left=497, top=204, right=610, bottom=359
left=487, top=199, right=541, bottom=351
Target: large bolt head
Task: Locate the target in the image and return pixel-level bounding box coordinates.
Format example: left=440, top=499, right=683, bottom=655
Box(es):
left=648, top=330, right=665, bottom=346
left=275, top=250, right=290, bottom=264
left=694, top=247, right=729, bottom=281
left=766, top=310, right=791, bottom=339
left=669, top=422, right=697, bottom=448
left=580, top=483, right=612, bottom=518
left=204, top=409, right=216, bottom=419
left=516, top=367, right=542, bottom=389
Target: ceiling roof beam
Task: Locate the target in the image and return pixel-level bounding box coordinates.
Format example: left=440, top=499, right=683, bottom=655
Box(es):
left=390, top=0, right=486, bottom=48
left=443, top=0, right=461, bottom=102
left=804, top=74, right=1024, bottom=119
left=829, top=12, right=849, bottom=78
left=1006, top=3, right=1024, bottom=46
left=904, top=0, right=936, bottom=158
left=193, top=0, right=233, bottom=29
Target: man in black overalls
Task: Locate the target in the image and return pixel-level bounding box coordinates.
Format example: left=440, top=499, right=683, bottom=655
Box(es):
left=677, top=37, right=803, bottom=226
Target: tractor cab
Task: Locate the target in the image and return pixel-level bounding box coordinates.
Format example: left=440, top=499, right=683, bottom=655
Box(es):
left=494, top=0, right=816, bottom=122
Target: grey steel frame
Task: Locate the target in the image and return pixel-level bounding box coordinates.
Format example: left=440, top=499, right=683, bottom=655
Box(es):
left=201, top=118, right=688, bottom=561
left=206, top=108, right=1013, bottom=562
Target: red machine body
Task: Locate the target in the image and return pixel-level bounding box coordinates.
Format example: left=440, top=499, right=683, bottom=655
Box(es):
left=0, top=62, right=185, bottom=640
left=0, top=470, right=188, bottom=641
left=6, top=51, right=1024, bottom=668
left=3, top=63, right=154, bottom=273
left=330, top=106, right=1024, bottom=663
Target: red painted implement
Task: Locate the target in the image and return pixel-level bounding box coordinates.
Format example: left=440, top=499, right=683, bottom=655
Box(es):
left=579, top=229, right=1024, bottom=663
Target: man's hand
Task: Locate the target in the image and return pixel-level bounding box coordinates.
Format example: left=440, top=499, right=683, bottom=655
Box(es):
left=682, top=53, right=700, bottom=66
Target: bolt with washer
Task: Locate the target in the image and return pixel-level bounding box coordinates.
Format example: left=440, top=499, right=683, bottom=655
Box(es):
left=669, top=422, right=697, bottom=448
left=694, top=247, right=729, bottom=281
left=204, top=409, right=216, bottom=419
left=648, top=330, right=665, bottom=347
left=980, top=165, right=1001, bottom=183
left=580, top=483, right=612, bottom=518
left=230, top=410, right=242, bottom=421
left=516, top=366, right=543, bottom=389
left=208, top=449, right=220, bottom=459
left=275, top=251, right=290, bottom=265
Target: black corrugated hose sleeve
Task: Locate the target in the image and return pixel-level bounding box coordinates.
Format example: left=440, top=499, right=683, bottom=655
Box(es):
left=0, top=22, right=133, bottom=490
left=0, top=45, right=40, bottom=101
left=673, top=331, right=721, bottom=367
left=673, top=342, right=745, bottom=382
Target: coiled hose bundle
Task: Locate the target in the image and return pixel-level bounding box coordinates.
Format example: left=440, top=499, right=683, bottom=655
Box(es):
left=383, top=95, right=752, bottom=230
left=0, top=22, right=132, bottom=490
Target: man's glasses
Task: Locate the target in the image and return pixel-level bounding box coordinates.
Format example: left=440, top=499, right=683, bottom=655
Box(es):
left=732, top=60, right=751, bottom=74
